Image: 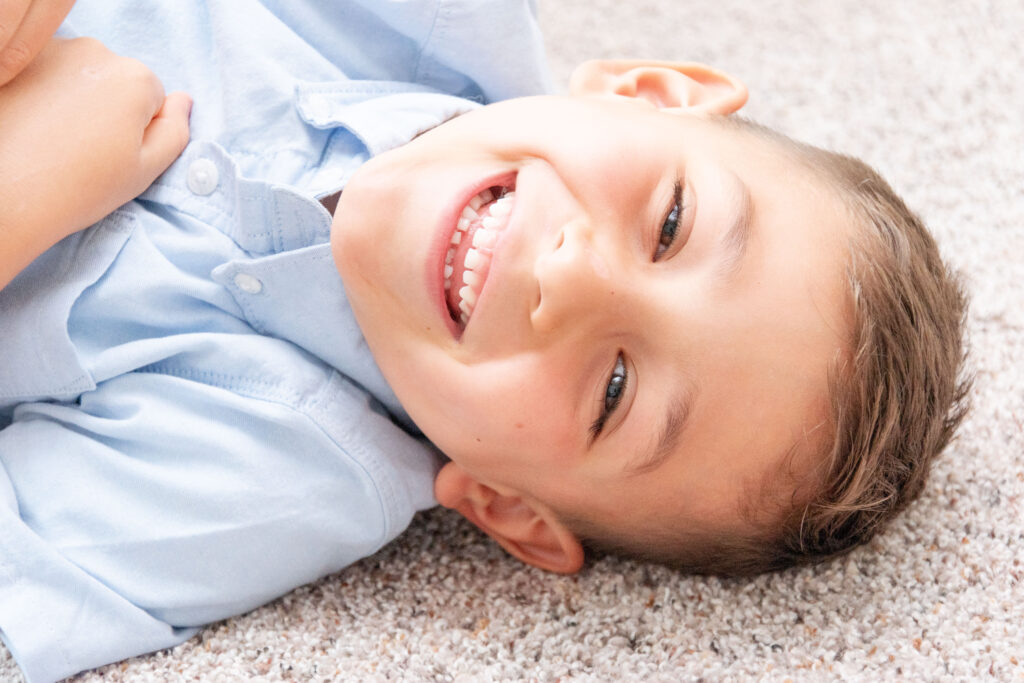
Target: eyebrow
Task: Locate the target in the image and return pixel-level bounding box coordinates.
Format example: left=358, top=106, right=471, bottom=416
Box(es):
left=625, top=385, right=694, bottom=476
left=624, top=179, right=754, bottom=476
left=715, top=180, right=754, bottom=283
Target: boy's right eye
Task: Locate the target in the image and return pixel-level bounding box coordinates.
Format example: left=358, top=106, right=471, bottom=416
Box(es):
left=653, top=179, right=691, bottom=261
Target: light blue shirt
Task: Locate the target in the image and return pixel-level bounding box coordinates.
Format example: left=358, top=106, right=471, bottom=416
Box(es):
left=0, top=2, right=552, bottom=681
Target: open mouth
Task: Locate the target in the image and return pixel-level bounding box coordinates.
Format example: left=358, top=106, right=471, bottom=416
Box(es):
left=444, top=177, right=517, bottom=330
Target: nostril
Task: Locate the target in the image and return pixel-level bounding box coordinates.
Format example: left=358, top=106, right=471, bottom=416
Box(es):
left=554, top=230, right=565, bottom=250
left=529, top=286, right=549, bottom=331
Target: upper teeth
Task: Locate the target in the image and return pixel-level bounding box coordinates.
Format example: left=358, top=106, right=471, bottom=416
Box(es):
left=444, top=188, right=516, bottom=326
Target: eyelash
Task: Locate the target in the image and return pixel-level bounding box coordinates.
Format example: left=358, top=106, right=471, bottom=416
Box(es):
left=588, top=182, right=682, bottom=439
left=654, top=180, right=684, bottom=261
left=590, top=353, right=628, bottom=439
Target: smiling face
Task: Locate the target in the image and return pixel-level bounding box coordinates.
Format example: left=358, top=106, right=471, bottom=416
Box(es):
left=332, top=72, right=853, bottom=571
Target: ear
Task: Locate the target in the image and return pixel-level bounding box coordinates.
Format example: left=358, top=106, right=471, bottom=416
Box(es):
left=568, top=59, right=747, bottom=115
left=434, top=462, right=584, bottom=574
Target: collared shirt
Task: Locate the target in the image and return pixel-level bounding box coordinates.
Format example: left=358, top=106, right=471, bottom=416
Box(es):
left=0, top=2, right=552, bottom=681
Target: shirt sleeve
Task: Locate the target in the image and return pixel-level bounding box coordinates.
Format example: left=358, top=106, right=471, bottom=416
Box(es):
left=0, top=369, right=414, bottom=683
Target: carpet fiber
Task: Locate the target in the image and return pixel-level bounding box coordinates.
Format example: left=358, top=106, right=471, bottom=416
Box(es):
left=3, top=0, right=1021, bottom=680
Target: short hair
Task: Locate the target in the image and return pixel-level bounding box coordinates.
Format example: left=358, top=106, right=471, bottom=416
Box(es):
left=570, top=118, right=972, bottom=575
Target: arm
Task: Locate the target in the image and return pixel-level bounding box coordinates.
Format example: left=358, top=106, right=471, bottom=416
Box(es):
left=0, top=37, right=191, bottom=290
left=0, top=369, right=416, bottom=681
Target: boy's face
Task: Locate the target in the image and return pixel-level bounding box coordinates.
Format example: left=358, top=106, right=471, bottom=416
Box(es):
left=332, top=91, right=851, bottom=549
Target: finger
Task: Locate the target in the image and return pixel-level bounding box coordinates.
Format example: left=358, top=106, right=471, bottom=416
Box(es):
left=0, top=0, right=76, bottom=86
left=139, top=92, right=193, bottom=182
left=117, top=53, right=167, bottom=127
left=0, top=0, right=30, bottom=47
left=0, top=0, right=31, bottom=85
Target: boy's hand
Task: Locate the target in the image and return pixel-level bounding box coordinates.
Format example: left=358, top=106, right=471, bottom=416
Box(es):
left=0, top=0, right=76, bottom=86
left=0, top=37, right=191, bottom=289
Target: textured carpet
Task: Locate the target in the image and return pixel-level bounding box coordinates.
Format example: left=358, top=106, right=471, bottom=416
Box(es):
left=3, top=0, right=1022, bottom=680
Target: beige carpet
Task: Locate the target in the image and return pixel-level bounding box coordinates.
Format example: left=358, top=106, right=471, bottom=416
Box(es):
left=3, top=0, right=1022, bottom=679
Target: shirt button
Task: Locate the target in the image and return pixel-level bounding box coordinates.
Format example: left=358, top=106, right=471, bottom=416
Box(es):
left=233, top=272, right=263, bottom=294
left=187, top=158, right=220, bottom=195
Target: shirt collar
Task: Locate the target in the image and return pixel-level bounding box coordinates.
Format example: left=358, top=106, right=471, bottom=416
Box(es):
left=294, top=79, right=481, bottom=158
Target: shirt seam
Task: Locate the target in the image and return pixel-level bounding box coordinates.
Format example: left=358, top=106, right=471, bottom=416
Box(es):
left=298, top=82, right=445, bottom=97
left=135, top=365, right=305, bottom=406
left=142, top=180, right=278, bottom=254
left=306, top=373, right=399, bottom=541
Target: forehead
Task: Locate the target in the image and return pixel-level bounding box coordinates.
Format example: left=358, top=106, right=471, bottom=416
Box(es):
left=587, top=126, right=852, bottom=533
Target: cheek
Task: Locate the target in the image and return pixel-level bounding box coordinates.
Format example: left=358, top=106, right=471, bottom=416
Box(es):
left=431, top=361, right=581, bottom=461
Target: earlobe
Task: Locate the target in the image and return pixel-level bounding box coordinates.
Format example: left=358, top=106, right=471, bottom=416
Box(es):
left=568, top=59, right=747, bottom=116
left=434, top=463, right=584, bottom=574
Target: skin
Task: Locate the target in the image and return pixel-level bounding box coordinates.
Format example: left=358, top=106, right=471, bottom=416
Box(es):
left=0, top=0, right=75, bottom=86
left=0, top=18, right=846, bottom=574
left=0, top=37, right=191, bottom=289
left=333, top=61, right=854, bottom=573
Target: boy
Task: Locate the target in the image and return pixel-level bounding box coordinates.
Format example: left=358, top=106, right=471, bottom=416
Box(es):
left=0, top=1, right=968, bottom=681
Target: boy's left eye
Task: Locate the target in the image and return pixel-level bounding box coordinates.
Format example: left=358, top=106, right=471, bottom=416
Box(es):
left=654, top=180, right=685, bottom=261
left=589, top=353, right=628, bottom=441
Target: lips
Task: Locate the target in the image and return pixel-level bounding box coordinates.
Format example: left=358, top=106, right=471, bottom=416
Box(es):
left=440, top=176, right=517, bottom=333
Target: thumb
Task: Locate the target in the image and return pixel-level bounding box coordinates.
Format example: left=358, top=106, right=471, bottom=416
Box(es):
left=139, top=91, right=192, bottom=180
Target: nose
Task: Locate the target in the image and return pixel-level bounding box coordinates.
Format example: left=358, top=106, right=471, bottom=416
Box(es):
left=531, top=217, right=617, bottom=335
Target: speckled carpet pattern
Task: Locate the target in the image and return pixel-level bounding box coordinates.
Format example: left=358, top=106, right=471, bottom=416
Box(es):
left=2, top=0, right=1021, bottom=680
